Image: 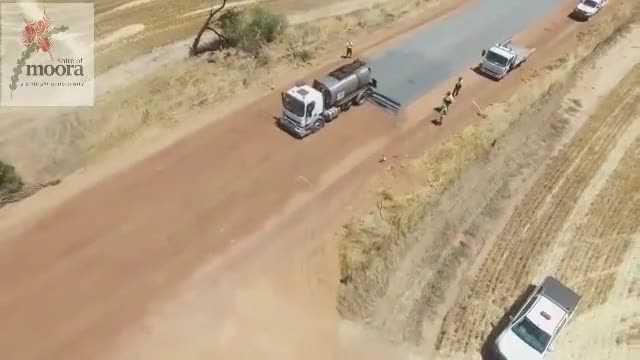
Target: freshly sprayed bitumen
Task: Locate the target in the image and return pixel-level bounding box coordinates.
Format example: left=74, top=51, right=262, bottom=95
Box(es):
left=366, top=0, right=565, bottom=107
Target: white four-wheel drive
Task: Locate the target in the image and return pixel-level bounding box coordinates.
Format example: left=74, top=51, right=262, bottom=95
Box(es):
left=493, top=276, right=581, bottom=360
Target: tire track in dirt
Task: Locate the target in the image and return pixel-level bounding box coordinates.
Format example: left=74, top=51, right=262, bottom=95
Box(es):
left=435, top=68, right=640, bottom=354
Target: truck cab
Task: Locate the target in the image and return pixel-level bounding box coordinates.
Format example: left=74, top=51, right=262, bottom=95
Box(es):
left=280, top=84, right=325, bottom=138
left=494, top=276, right=581, bottom=360
left=480, top=39, right=533, bottom=80
left=572, top=0, right=607, bottom=20
left=480, top=46, right=515, bottom=79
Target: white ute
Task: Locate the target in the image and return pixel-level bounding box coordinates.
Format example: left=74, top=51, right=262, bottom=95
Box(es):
left=571, top=0, right=608, bottom=21
left=493, top=276, right=581, bottom=360
left=479, top=38, right=535, bottom=80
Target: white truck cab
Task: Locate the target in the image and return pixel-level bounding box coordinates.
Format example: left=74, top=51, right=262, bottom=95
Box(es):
left=481, top=46, right=515, bottom=79
left=480, top=39, right=534, bottom=80
left=494, top=276, right=581, bottom=360
left=281, top=84, right=326, bottom=137
left=572, top=0, right=607, bottom=20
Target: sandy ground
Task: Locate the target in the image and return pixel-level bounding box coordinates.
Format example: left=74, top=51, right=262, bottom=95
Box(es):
left=0, top=1, right=638, bottom=360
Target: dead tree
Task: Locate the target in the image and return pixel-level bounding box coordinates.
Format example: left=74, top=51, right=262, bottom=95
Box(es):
left=190, top=0, right=229, bottom=56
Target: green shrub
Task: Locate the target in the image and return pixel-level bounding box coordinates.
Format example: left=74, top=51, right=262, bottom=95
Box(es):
left=219, top=6, right=288, bottom=55
left=0, top=160, right=23, bottom=194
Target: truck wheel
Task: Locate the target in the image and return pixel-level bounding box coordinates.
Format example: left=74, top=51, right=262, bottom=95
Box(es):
left=353, top=92, right=367, bottom=106
left=312, top=119, right=325, bottom=132
left=341, top=102, right=352, bottom=112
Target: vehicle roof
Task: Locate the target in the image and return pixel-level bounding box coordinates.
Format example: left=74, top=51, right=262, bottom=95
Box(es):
left=329, top=59, right=367, bottom=80
left=541, top=276, right=581, bottom=311
left=525, top=295, right=566, bottom=335
left=488, top=46, right=514, bottom=59
left=286, top=85, right=315, bottom=100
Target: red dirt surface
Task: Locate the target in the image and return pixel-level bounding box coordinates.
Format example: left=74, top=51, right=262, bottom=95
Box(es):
left=0, top=1, right=584, bottom=359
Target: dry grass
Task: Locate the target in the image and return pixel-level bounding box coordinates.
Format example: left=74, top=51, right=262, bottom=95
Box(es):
left=337, top=0, right=640, bottom=318
left=435, top=55, right=640, bottom=355
left=91, top=0, right=403, bottom=73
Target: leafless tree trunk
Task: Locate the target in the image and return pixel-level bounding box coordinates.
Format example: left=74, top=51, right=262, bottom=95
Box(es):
left=190, top=0, right=228, bottom=56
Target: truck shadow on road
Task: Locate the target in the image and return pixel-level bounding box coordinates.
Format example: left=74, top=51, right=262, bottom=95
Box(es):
left=470, top=65, right=500, bottom=82
left=273, top=117, right=303, bottom=140
left=567, top=12, right=588, bottom=22
left=480, top=284, right=536, bottom=360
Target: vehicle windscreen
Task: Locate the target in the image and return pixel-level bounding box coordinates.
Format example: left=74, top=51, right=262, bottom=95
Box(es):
left=485, top=50, right=509, bottom=67
left=283, top=94, right=305, bottom=117
left=583, top=0, right=599, bottom=7
left=512, top=318, right=551, bottom=353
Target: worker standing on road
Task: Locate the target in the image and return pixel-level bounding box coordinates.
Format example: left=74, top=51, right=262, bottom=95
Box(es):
left=435, top=104, right=448, bottom=126
left=345, top=40, right=353, bottom=58
left=452, top=77, right=463, bottom=97
left=443, top=91, right=455, bottom=108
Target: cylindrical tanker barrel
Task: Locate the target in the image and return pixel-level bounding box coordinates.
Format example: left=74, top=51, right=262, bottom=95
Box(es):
left=313, top=60, right=372, bottom=107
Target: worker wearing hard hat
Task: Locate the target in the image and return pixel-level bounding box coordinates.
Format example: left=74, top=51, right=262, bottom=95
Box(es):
left=345, top=40, right=353, bottom=58
left=452, top=77, right=463, bottom=97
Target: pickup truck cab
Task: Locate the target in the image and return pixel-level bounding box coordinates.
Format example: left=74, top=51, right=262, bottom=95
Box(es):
left=494, top=276, right=581, bottom=360
left=571, top=0, right=608, bottom=20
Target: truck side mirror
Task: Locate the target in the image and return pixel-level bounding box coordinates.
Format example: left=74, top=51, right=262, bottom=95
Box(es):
left=509, top=315, right=514, bottom=322
left=481, top=49, right=486, bottom=57
left=281, top=92, right=285, bottom=103
left=548, top=344, right=555, bottom=352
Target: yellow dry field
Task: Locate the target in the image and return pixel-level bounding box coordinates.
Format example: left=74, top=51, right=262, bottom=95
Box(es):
left=435, top=63, right=640, bottom=359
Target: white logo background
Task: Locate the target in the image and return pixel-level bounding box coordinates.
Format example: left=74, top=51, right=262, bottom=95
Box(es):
left=1, top=2, right=94, bottom=106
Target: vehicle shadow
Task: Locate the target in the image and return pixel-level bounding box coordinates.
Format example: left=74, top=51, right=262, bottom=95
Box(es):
left=480, top=284, right=536, bottom=360
left=567, top=12, right=587, bottom=22
left=470, top=65, right=500, bottom=82
left=273, top=116, right=304, bottom=140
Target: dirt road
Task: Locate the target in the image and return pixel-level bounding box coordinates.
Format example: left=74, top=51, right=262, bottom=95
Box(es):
left=0, top=1, right=598, bottom=359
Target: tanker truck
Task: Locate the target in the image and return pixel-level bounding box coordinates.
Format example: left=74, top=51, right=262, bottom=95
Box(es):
left=278, top=59, right=395, bottom=138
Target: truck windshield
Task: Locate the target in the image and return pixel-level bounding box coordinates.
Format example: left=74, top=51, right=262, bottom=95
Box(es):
left=512, top=318, right=551, bottom=353
left=583, top=0, right=599, bottom=7
left=283, top=94, right=305, bottom=117
left=485, top=50, right=509, bottom=67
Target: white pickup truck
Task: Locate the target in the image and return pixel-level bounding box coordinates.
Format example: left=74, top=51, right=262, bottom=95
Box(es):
left=479, top=39, right=535, bottom=80
left=571, top=0, right=608, bottom=21
left=493, top=276, right=581, bottom=360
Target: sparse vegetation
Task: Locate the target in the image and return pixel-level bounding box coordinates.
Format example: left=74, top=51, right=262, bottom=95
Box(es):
left=219, top=6, right=288, bottom=55
left=0, top=160, right=23, bottom=194
left=191, top=0, right=287, bottom=56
